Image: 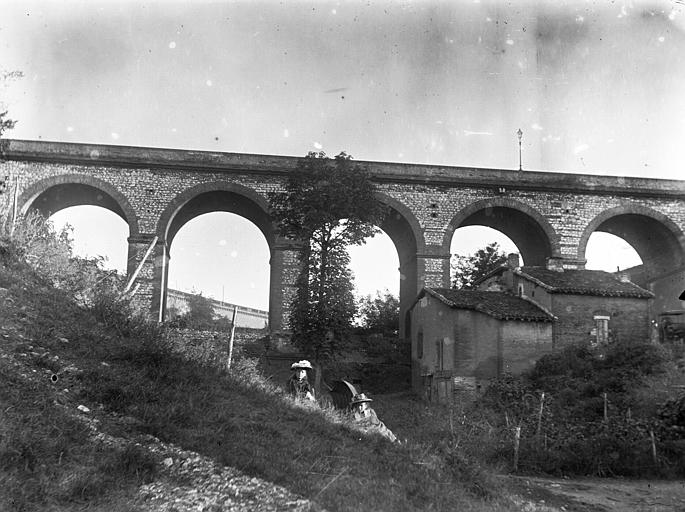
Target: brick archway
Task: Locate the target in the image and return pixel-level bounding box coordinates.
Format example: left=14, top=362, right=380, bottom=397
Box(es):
left=445, top=198, right=560, bottom=266
left=156, top=181, right=274, bottom=248
left=155, top=181, right=277, bottom=326
left=375, top=192, right=425, bottom=339
left=375, top=192, right=425, bottom=256
left=17, top=174, right=139, bottom=235
left=579, top=203, right=685, bottom=271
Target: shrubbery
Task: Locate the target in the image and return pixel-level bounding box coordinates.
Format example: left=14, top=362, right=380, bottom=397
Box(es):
left=1, top=212, right=161, bottom=342
left=476, top=341, right=685, bottom=477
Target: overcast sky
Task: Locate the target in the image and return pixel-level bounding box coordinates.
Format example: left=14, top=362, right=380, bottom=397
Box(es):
left=2, top=1, right=682, bottom=309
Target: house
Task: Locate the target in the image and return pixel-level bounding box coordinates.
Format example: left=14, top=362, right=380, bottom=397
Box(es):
left=408, top=287, right=554, bottom=402
left=478, top=254, right=654, bottom=347
left=409, top=254, right=654, bottom=402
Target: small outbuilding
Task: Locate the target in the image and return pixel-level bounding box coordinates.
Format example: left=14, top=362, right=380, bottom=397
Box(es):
left=478, top=254, right=655, bottom=347
left=408, top=288, right=555, bottom=402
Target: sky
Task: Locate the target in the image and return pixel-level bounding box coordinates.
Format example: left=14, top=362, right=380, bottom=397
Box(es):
left=2, top=0, right=681, bottom=310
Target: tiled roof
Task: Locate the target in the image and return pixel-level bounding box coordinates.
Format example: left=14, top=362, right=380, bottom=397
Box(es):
left=421, top=288, right=554, bottom=322
left=516, top=267, right=654, bottom=298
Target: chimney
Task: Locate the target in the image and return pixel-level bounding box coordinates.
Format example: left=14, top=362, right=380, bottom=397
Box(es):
left=546, top=257, right=564, bottom=272
left=617, top=270, right=631, bottom=283
left=507, top=253, right=520, bottom=269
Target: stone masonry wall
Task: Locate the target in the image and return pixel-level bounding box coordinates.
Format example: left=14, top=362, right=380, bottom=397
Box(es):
left=376, top=180, right=685, bottom=264
left=550, top=295, right=650, bottom=347
left=1, top=140, right=684, bottom=335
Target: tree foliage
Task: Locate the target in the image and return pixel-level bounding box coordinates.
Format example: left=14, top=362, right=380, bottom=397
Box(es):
left=0, top=110, right=16, bottom=138
left=269, top=151, right=385, bottom=361
left=1, top=211, right=130, bottom=322
left=451, top=242, right=508, bottom=290
left=0, top=107, right=17, bottom=191
left=0, top=70, right=22, bottom=139
left=179, top=291, right=217, bottom=331
left=168, top=292, right=236, bottom=332
left=357, top=290, right=400, bottom=335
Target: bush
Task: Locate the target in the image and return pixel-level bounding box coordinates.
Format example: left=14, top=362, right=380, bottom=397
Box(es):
left=524, top=341, right=668, bottom=422
left=657, top=394, right=685, bottom=439
left=467, top=339, right=684, bottom=477
left=0, top=212, right=141, bottom=324
left=513, top=417, right=662, bottom=477
left=1, top=211, right=73, bottom=276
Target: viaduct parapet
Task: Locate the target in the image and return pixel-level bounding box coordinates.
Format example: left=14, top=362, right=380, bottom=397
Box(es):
left=1, top=139, right=684, bottom=338
left=166, top=289, right=268, bottom=330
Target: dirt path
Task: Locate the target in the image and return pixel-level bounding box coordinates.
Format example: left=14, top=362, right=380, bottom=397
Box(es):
left=512, top=475, right=685, bottom=512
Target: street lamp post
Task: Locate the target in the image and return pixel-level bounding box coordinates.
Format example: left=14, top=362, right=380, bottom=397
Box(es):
left=517, top=128, right=523, bottom=171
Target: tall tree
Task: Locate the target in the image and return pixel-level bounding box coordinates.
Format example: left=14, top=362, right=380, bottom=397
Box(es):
left=451, top=242, right=508, bottom=290
left=270, top=151, right=385, bottom=362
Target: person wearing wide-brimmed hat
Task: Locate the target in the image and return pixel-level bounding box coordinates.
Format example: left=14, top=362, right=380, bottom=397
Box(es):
left=287, top=360, right=316, bottom=401
left=350, top=393, right=398, bottom=443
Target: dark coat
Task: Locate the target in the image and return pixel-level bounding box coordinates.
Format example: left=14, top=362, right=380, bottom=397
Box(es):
left=287, top=374, right=315, bottom=400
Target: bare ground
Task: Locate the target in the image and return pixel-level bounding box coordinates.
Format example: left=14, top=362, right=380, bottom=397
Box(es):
left=509, top=475, right=685, bottom=512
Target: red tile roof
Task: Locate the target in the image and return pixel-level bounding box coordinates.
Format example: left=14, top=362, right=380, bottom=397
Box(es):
left=516, top=268, right=654, bottom=298
left=421, top=288, right=554, bottom=322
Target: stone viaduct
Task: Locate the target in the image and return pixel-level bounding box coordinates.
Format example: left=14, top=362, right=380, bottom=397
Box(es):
left=1, top=139, right=684, bottom=339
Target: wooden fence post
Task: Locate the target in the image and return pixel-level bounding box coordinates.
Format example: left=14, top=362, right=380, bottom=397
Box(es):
left=513, top=425, right=521, bottom=471
left=603, top=392, right=608, bottom=422
left=650, top=430, right=658, bottom=466
left=227, top=305, right=238, bottom=369
left=536, top=392, right=545, bottom=438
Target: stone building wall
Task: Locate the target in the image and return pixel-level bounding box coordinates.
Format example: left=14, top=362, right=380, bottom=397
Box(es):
left=550, top=294, right=651, bottom=347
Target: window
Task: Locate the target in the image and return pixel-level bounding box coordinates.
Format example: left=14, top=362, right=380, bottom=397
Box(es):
left=436, top=338, right=450, bottom=371
left=593, top=315, right=610, bottom=345
left=417, top=329, right=424, bottom=359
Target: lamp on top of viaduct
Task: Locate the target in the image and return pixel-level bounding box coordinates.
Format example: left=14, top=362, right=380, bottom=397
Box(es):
left=1, top=139, right=684, bottom=340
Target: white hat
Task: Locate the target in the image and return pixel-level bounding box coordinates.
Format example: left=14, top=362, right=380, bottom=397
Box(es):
left=351, top=393, right=373, bottom=404
left=291, top=360, right=313, bottom=370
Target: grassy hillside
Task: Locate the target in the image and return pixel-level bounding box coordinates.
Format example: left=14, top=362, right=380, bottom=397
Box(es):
left=0, top=217, right=519, bottom=511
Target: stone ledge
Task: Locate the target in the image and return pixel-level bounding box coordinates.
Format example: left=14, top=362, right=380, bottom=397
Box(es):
left=4, top=138, right=685, bottom=198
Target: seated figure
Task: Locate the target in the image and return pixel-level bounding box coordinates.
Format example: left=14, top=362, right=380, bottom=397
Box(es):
left=350, top=393, right=398, bottom=443
left=287, top=360, right=316, bottom=401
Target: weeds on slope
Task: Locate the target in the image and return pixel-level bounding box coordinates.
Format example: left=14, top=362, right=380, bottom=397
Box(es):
left=0, top=213, right=513, bottom=512
left=75, top=332, right=506, bottom=511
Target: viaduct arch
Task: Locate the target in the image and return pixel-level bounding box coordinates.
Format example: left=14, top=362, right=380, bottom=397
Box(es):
left=445, top=198, right=561, bottom=267
left=375, top=192, right=424, bottom=337
left=17, top=173, right=139, bottom=235
left=578, top=204, right=685, bottom=273
left=2, top=139, right=684, bottom=338
left=153, top=181, right=276, bottom=321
